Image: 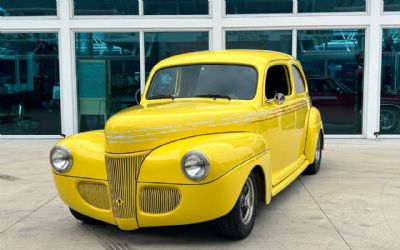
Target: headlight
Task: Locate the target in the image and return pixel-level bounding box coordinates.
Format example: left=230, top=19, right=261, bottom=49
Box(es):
left=50, top=146, right=73, bottom=173
left=181, top=151, right=210, bottom=181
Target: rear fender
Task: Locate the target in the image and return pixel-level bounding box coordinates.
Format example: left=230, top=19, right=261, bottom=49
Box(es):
left=305, top=107, right=324, bottom=163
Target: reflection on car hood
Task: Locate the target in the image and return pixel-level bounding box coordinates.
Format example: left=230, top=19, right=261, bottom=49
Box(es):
left=104, top=100, right=258, bottom=153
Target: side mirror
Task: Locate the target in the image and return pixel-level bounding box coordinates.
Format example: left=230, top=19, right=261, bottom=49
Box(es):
left=274, top=93, right=285, bottom=105
left=265, top=93, right=285, bottom=105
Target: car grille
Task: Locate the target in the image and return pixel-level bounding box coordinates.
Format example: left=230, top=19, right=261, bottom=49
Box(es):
left=140, top=187, right=181, bottom=214
left=78, top=182, right=111, bottom=210
left=105, top=153, right=147, bottom=218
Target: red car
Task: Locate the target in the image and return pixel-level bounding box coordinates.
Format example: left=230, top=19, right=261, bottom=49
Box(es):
left=307, top=75, right=400, bottom=133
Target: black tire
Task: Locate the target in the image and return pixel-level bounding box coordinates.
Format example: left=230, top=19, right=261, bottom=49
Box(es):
left=217, top=172, right=258, bottom=239
left=303, top=133, right=322, bottom=175
left=69, top=208, right=103, bottom=224
left=380, top=106, right=399, bottom=133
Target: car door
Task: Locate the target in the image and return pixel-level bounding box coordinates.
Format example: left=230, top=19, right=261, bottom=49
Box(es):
left=289, top=62, right=311, bottom=161
left=258, top=60, right=300, bottom=186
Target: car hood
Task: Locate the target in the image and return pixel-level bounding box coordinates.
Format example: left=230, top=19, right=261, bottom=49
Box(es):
left=104, top=100, right=258, bottom=153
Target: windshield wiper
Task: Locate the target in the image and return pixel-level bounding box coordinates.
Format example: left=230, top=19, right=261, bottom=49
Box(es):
left=195, top=94, right=231, bottom=100
left=150, top=95, right=175, bottom=100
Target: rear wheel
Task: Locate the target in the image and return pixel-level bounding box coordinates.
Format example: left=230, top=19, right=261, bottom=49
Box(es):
left=303, top=133, right=322, bottom=175
left=380, top=106, right=399, bottom=133
left=217, top=172, right=258, bottom=239
left=69, top=208, right=103, bottom=224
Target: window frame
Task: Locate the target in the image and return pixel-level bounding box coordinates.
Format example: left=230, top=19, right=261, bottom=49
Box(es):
left=146, top=63, right=259, bottom=101
left=290, top=63, right=307, bottom=94
left=264, top=60, right=294, bottom=102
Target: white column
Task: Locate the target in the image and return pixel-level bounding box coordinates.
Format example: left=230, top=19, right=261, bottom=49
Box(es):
left=58, top=0, right=75, bottom=136
left=291, top=29, right=297, bottom=58
left=211, top=0, right=223, bottom=50
left=140, top=30, right=146, bottom=93
left=365, top=0, right=382, bottom=139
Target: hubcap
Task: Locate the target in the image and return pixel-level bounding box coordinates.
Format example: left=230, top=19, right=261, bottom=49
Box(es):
left=239, top=177, right=255, bottom=225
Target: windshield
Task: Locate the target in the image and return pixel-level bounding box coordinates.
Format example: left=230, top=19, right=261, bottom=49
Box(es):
left=147, top=64, right=258, bottom=100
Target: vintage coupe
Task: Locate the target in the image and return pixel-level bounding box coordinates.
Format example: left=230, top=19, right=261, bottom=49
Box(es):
left=50, top=50, right=323, bottom=239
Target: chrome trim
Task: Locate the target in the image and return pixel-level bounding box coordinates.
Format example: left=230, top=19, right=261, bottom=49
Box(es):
left=49, top=145, right=73, bottom=173
left=181, top=150, right=210, bottom=181
left=105, top=154, right=147, bottom=218
left=140, top=187, right=181, bottom=214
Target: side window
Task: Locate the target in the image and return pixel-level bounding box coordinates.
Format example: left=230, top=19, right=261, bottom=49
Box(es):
left=148, top=68, right=178, bottom=96
left=292, top=66, right=306, bottom=93
left=265, top=65, right=291, bottom=99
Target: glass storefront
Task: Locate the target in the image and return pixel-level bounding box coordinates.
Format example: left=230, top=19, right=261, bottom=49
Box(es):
left=225, top=0, right=292, bottom=14
left=226, top=30, right=292, bottom=55
left=75, top=32, right=140, bottom=132
left=0, top=0, right=57, bottom=16
left=384, top=0, right=400, bottom=11
left=380, top=28, right=400, bottom=134
left=74, top=0, right=138, bottom=15
left=2, top=1, right=399, bottom=138
left=144, top=32, right=209, bottom=79
left=143, top=0, right=208, bottom=15
left=297, top=29, right=365, bottom=134
left=0, top=33, right=60, bottom=135
left=298, top=0, right=365, bottom=13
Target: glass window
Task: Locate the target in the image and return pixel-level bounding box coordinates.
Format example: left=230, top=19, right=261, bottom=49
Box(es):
left=0, top=33, right=60, bottom=135
left=143, top=0, right=208, bottom=15
left=297, top=29, right=365, bottom=134
left=226, top=0, right=292, bottom=14
left=144, top=32, right=209, bottom=79
left=147, top=64, right=257, bottom=100
left=380, top=28, right=400, bottom=134
left=226, top=30, right=292, bottom=55
left=265, top=65, right=291, bottom=99
left=292, top=66, right=305, bottom=93
left=75, top=32, right=140, bottom=132
left=0, top=0, right=56, bottom=16
left=384, top=0, right=400, bottom=11
left=298, top=0, right=365, bottom=12
left=74, top=0, right=138, bottom=15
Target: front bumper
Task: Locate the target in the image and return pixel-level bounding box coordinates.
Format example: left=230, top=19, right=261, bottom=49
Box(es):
left=52, top=152, right=266, bottom=230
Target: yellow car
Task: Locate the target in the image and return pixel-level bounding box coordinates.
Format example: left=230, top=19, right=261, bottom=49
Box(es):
left=50, top=50, right=323, bottom=239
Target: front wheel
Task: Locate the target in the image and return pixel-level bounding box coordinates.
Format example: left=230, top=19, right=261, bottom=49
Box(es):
left=303, top=133, right=322, bottom=175
left=217, top=172, right=258, bottom=239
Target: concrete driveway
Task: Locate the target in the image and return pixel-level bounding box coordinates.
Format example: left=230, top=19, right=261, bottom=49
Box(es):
left=1, top=139, right=400, bottom=250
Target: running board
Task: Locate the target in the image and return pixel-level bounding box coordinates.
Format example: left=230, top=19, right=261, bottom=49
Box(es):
left=271, top=160, right=310, bottom=197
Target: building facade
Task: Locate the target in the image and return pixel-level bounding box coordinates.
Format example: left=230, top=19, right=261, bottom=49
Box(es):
left=0, top=0, right=399, bottom=139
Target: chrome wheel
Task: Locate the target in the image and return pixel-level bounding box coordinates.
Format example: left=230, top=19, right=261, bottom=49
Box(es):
left=314, top=136, right=321, bottom=166
left=217, top=172, right=258, bottom=239
left=239, top=177, right=255, bottom=225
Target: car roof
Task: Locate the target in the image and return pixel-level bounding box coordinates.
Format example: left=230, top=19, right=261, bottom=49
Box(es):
left=155, top=50, right=295, bottom=69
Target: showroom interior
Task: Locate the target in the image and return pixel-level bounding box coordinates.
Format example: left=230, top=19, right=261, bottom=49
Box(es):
left=0, top=0, right=399, bottom=138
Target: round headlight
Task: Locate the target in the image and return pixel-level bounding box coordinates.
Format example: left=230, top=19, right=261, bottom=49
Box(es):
left=50, top=146, right=73, bottom=173
left=181, top=151, right=210, bottom=181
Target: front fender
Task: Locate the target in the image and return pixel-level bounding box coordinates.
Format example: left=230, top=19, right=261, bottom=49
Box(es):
left=55, top=130, right=107, bottom=180
left=138, top=132, right=268, bottom=185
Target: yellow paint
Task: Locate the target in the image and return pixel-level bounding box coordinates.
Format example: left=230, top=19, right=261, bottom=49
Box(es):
left=51, top=50, right=323, bottom=230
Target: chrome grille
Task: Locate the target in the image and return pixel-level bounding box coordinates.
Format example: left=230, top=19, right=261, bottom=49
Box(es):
left=105, top=154, right=147, bottom=218
left=78, top=182, right=111, bottom=210
left=140, top=187, right=181, bottom=214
